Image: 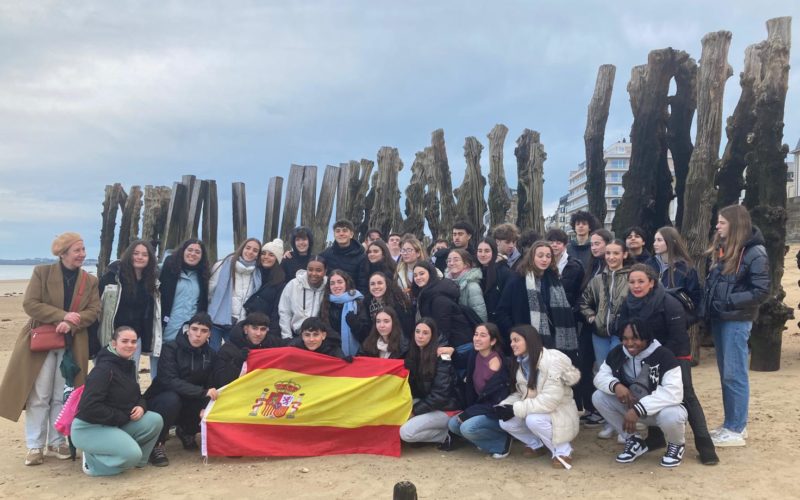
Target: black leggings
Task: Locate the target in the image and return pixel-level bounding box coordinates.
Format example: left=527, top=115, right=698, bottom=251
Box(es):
left=679, top=359, right=712, bottom=441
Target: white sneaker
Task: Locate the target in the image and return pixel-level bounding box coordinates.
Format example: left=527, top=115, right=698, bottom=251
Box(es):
left=616, top=433, right=626, bottom=444
left=712, top=428, right=746, bottom=447
left=597, top=424, right=615, bottom=439
left=711, top=426, right=748, bottom=439
left=81, top=452, right=92, bottom=476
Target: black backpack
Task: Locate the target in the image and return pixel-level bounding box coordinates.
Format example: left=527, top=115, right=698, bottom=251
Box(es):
left=459, top=304, right=483, bottom=330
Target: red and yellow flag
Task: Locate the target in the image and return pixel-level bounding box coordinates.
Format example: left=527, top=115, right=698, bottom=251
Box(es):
left=202, top=347, right=411, bottom=457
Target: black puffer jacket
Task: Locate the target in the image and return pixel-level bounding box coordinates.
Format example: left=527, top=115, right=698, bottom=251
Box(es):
left=701, top=228, right=770, bottom=322
left=416, top=277, right=473, bottom=347
left=76, top=347, right=146, bottom=427
left=324, top=298, right=371, bottom=344
left=243, top=267, right=286, bottom=321
left=616, top=285, right=690, bottom=358
left=407, top=356, right=461, bottom=415
left=145, top=331, right=215, bottom=400
left=320, top=240, right=370, bottom=295
left=281, top=226, right=314, bottom=284
left=211, top=320, right=283, bottom=387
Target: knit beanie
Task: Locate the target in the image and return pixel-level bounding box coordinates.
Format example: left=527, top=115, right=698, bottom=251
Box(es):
left=51, top=232, right=83, bottom=256
left=262, top=238, right=285, bottom=264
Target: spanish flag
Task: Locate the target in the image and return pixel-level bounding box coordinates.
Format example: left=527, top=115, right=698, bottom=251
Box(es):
left=202, top=347, right=412, bottom=457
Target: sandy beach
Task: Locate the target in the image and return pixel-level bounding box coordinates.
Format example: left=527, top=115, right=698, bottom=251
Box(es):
left=1, top=255, right=799, bottom=499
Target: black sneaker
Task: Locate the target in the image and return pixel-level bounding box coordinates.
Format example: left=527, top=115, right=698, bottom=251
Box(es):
left=660, top=442, right=685, bottom=467
left=149, top=443, right=169, bottom=467
left=437, top=433, right=454, bottom=452
left=616, top=436, right=649, bottom=463
left=580, top=411, right=605, bottom=428
left=176, top=426, right=198, bottom=450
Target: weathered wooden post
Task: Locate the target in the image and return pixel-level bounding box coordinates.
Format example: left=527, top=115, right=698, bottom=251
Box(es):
left=280, top=164, right=305, bottom=244
left=401, top=150, right=428, bottom=239
left=117, top=185, right=143, bottom=256
left=300, top=165, right=318, bottom=233
left=371, top=147, right=404, bottom=238
left=142, top=185, right=171, bottom=259
left=431, top=129, right=457, bottom=233
left=263, top=176, right=284, bottom=243
left=393, top=481, right=418, bottom=500
left=98, top=183, right=125, bottom=275
left=232, top=182, right=248, bottom=249
left=337, top=159, right=374, bottom=241
left=311, top=165, right=340, bottom=253
left=666, top=57, right=698, bottom=231
left=487, top=124, right=511, bottom=229
left=454, top=136, right=487, bottom=236
left=202, top=180, right=218, bottom=263
left=743, top=17, right=793, bottom=371
left=420, top=147, right=443, bottom=241
left=184, top=177, right=205, bottom=241
left=584, top=64, right=616, bottom=224
left=161, top=181, right=189, bottom=255
left=515, top=129, right=546, bottom=235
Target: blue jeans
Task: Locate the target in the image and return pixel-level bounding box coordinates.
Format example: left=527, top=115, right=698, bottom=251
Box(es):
left=209, top=324, right=231, bottom=352
left=448, top=414, right=508, bottom=454
left=711, top=320, right=751, bottom=433
left=592, top=333, right=621, bottom=368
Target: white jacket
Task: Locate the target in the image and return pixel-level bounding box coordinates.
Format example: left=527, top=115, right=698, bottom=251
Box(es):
left=501, top=348, right=581, bottom=445
left=278, top=270, right=328, bottom=339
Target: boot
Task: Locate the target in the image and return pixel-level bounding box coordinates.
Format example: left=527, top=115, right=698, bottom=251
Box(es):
left=644, top=426, right=666, bottom=450
left=695, top=436, right=720, bottom=465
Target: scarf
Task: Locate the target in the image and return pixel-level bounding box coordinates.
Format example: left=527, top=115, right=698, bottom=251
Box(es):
left=208, top=256, right=260, bottom=325
left=625, top=283, right=665, bottom=324
left=518, top=354, right=531, bottom=382
left=376, top=337, right=390, bottom=359
left=526, top=270, right=578, bottom=352
left=329, top=290, right=364, bottom=357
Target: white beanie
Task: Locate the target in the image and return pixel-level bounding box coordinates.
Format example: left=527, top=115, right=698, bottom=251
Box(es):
left=262, top=238, right=285, bottom=264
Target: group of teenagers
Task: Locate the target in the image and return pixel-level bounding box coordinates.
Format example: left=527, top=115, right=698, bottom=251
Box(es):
left=0, top=202, right=770, bottom=476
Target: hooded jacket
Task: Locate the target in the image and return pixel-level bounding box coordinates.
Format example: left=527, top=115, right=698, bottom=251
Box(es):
left=145, top=329, right=215, bottom=400
left=76, top=346, right=146, bottom=427
left=416, top=276, right=473, bottom=347
left=701, top=228, right=770, bottom=322
left=281, top=226, right=314, bottom=284
left=211, top=320, right=283, bottom=388
left=447, top=267, right=488, bottom=322
left=500, top=348, right=581, bottom=445
left=278, top=270, right=328, bottom=340
left=594, top=339, right=683, bottom=418
left=579, top=266, right=631, bottom=338
left=616, top=284, right=690, bottom=358
left=319, top=239, right=370, bottom=295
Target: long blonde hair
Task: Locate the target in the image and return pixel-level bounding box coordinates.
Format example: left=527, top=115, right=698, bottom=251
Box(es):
left=709, top=205, right=752, bottom=275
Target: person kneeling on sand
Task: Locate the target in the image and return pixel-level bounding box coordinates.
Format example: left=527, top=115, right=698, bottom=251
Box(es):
left=592, top=318, right=687, bottom=467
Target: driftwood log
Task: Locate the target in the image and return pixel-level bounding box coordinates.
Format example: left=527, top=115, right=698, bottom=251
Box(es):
left=584, top=64, right=616, bottom=224
left=744, top=17, right=793, bottom=372
left=666, top=56, right=698, bottom=231
left=371, top=147, right=404, bottom=238
left=487, top=124, right=511, bottom=229
left=454, top=136, right=487, bottom=236
left=682, top=31, right=733, bottom=280
left=515, top=129, right=546, bottom=235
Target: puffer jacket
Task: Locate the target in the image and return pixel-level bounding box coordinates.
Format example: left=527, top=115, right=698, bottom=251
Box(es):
left=646, top=256, right=702, bottom=308
left=210, top=319, right=283, bottom=388
left=278, top=270, right=328, bottom=339
left=579, top=266, right=630, bottom=338
left=500, top=348, right=580, bottom=445
left=615, top=285, right=690, bottom=358
left=145, top=329, right=215, bottom=400
left=320, top=239, right=370, bottom=295
left=406, top=356, right=461, bottom=415
left=447, top=268, right=488, bottom=322
left=76, top=347, right=146, bottom=427
left=416, top=278, right=473, bottom=347
left=701, top=228, right=770, bottom=322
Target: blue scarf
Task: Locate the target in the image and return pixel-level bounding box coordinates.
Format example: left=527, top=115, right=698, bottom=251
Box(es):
left=329, top=290, right=364, bottom=356
left=518, top=354, right=531, bottom=382
left=208, top=256, right=260, bottom=325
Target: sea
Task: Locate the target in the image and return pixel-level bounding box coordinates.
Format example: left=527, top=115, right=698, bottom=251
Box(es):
left=0, top=264, right=98, bottom=281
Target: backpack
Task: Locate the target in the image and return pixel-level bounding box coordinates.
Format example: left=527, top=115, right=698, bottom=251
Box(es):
left=666, top=287, right=697, bottom=324
left=459, top=304, right=483, bottom=330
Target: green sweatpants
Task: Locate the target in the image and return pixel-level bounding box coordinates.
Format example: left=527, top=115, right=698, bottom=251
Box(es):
left=71, top=412, right=163, bottom=476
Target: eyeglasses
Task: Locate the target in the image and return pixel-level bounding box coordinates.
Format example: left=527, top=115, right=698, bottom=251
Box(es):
left=446, top=258, right=462, bottom=263
left=400, top=248, right=416, bottom=254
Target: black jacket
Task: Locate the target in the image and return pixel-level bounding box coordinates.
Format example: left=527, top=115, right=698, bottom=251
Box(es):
left=159, top=254, right=209, bottom=323
left=210, top=320, right=283, bottom=388
left=407, top=356, right=461, bottom=415
left=145, top=331, right=215, bottom=400
left=243, top=268, right=285, bottom=322
left=458, top=350, right=510, bottom=421
left=701, top=228, right=770, bottom=322
left=364, top=296, right=416, bottom=339
left=568, top=240, right=592, bottom=274
left=358, top=333, right=409, bottom=359
left=632, top=249, right=652, bottom=264
left=645, top=257, right=702, bottom=307
left=561, top=256, right=585, bottom=308
left=616, top=286, right=690, bottom=358
left=291, top=335, right=347, bottom=360
left=281, top=226, right=314, bottom=285
left=416, top=278, right=473, bottom=347
left=320, top=240, right=370, bottom=295
left=76, top=347, right=146, bottom=427
left=481, top=263, right=511, bottom=326
left=324, top=299, right=371, bottom=344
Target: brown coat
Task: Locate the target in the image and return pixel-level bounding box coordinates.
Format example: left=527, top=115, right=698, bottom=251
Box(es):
left=0, top=263, right=100, bottom=422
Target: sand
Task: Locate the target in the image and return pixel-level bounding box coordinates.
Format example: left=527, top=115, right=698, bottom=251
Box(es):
left=1, top=255, right=799, bottom=500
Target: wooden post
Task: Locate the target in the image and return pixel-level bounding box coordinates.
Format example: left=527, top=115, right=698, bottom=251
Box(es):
left=162, top=182, right=189, bottom=255
left=118, top=185, right=143, bottom=256
left=202, top=180, right=218, bottom=264
left=667, top=57, right=698, bottom=231
left=98, top=183, right=124, bottom=276
left=515, top=129, right=546, bottom=235
left=337, top=159, right=374, bottom=241
left=420, top=146, right=443, bottom=241
left=232, top=182, right=248, bottom=249
left=745, top=17, right=793, bottom=372
left=280, top=164, right=305, bottom=243
left=431, top=129, right=457, bottom=233
left=584, top=64, right=616, bottom=224
left=371, top=147, right=404, bottom=238
left=393, top=481, right=418, bottom=500
left=142, top=185, right=171, bottom=259
left=682, top=31, right=733, bottom=281
left=402, top=149, right=429, bottom=239
left=263, top=176, right=284, bottom=242
left=184, top=178, right=205, bottom=241
left=454, top=136, right=487, bottom=236
left=487, top=124, right=511, bottom=229
left=300, top=165, right=318, bottom=232
left=312, top=165, right=340, bottom=253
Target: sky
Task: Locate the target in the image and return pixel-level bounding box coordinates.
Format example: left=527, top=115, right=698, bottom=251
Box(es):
left=0, top=1, right=797, bottom=259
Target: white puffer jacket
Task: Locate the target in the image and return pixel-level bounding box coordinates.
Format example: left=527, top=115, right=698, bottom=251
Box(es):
left=501, top=348, right=581, bottom=445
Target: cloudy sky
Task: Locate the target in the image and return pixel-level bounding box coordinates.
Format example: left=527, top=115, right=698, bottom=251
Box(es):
left=0, top=1, right=797, bottom=259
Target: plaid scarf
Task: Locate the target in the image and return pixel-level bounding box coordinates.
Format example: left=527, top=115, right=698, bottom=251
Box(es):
left=526, top=270, right=578, bottom=352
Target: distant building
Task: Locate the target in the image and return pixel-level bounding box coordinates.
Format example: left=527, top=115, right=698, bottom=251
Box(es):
left=791, top=138, right=800, bottom=197
left=564, top=139, right=675, bottom=232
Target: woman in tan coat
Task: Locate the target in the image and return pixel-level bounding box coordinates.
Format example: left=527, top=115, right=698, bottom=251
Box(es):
left=0, top=233, right=100, bottom=466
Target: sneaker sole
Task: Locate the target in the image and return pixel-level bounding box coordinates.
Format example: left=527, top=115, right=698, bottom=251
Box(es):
left=616, top=447, right=649, bottom=463
left=150, top=460, right=170, bottom=467
left=713, top=439, right=746, bottom=448
left=660, top=460, right=683, bottom=467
